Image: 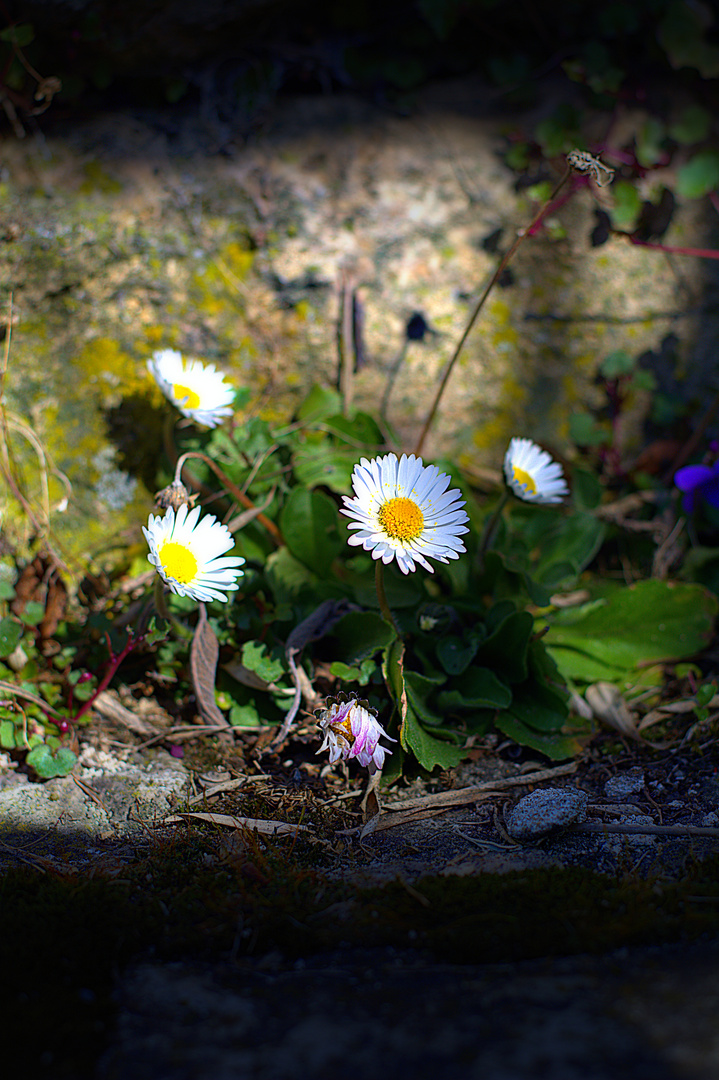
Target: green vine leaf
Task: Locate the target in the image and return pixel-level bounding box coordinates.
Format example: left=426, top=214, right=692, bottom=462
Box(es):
left=241, top=640, right=285, bottom=684
left=676, top=151, right=719, bottom=199
left=0, top=617, right=23, bottom=659
left=543, top=581, right=719, bottom=684
left=26, top=744, right=77, bottom=779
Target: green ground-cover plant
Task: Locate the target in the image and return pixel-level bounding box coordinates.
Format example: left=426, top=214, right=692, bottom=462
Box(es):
left=1, top=148, right=718, bottom=784
left=128, top=345, right=716, bottom=772
left=0, top=573, right=152, bottom=777
left=0, top=584, right=82, bottom=776
left=141, top=381, right=611, bottom=768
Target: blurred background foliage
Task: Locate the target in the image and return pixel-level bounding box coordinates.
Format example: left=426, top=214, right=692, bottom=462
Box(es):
left=5, top=1, right=719, bottom=241
left=3, top=0, right=719, bottom=123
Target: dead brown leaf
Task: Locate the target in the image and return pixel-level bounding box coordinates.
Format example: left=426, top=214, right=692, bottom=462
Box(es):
left=190, top=603, right=229, bottom=728
left=585, top=682, right=641, bottom=740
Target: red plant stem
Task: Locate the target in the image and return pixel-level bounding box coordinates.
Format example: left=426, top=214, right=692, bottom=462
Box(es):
left=70, top=632, right=140, bottom=724
left=624, top=235, right=719, bottom=260
left=602, top=148, right=635, bottom=166
left=526, top=178, right=584, bottom=235
left=174, top=451, right=284, bottom=546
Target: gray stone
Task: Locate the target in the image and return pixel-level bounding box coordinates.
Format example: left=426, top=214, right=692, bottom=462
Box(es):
left=604, top=769, right=645, bottom=801
left=0, top=751, right=188, bottom=841
left=505, top=787, right=589, bottom=840
left=0, top=775, right=111, bottom=837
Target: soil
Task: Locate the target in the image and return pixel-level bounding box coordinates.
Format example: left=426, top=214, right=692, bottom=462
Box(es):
left=3, top=714, right=719, bottom=1079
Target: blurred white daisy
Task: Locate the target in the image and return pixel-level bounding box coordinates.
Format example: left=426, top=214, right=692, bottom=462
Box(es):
left=148, top=348, right=234, bottom=428
left=504, top=437, right=569, bottom=504
left=316, top=695, right=395, bottom=774
left=340, top=453, right=469, bottom=575
left=143, top=504, right=245, bottom=603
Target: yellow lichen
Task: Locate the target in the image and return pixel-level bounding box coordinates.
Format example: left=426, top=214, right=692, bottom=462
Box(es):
left=79, top=161, right=123, bottom=196
left=472, top=415, right=512, bottom=451
left=219, top=242, right=255, bottom=281
left=75, top=338, right=154, bottom=400
left=489, top=299, right=519, bottom=351
left=143, top=325, right=169, bottom=346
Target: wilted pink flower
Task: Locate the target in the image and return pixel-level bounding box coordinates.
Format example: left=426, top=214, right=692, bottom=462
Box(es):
left=316, top=695, right=395, bottom=774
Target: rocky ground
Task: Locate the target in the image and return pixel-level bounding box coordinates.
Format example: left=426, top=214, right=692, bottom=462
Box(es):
left=3, top=702, right=719, bottom=1079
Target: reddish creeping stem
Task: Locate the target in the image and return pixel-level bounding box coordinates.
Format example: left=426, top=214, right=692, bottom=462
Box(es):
left=627, top=237, right=719, bottom=260
left=69, top=631, right=143, bottom=725
left=526, top=174, right=588, bottom=236
left=531, top=174, right=719, bottom=261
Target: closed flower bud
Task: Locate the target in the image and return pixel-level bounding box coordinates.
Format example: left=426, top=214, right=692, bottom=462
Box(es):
left=154, top=480, right=197, bottom=512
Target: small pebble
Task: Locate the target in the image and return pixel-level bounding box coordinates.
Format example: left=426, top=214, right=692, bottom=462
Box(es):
left=506, top=787, right=589, bottom=840
left=604, top=768, right=644, bottom=801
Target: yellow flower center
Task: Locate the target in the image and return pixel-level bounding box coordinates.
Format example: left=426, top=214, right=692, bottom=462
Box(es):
left=377, top=497, right=425, bottom=541
left=512, top=466, right=536, bottom=494
left=158, top=540, right=198, bottom=584
left=334, top=716, right=354, bottom=738
left=172, top=383, right=201, bottom=409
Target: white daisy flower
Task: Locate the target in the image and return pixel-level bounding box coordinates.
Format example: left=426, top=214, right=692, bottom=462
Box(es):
left=340, top=453, right=469, bottom=575
left=147, top=348, right=235, bottom=428
left=316, top=695, right=395, bottom=774
left=504, top=437, right=569, bottom=504
left=143, top=504, right=245, bottom=603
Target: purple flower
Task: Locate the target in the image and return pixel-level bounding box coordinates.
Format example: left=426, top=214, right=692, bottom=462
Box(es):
left=316, top=695, right=395, bottom=775
left=674, top=463, right=719, bottom=514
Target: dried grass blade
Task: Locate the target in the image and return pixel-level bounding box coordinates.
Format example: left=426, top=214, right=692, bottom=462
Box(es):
left=165, top=811, right=312, bottom=836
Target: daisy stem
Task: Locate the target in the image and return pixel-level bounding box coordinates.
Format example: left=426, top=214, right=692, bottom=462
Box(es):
left=153, top=576, right=192, bottom=639
left=162, top=409, right=176, bottom=468
left=153, top=574, right=169, bottom=620
left=476, top=489, right=510, bottom=572
left=375, top=561, right=401, bottom=638
left=413, top=163, right=572, bottom=458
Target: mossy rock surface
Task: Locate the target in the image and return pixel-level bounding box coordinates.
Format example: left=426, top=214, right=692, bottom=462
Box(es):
left=3, top=88, right=717, bottom=571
